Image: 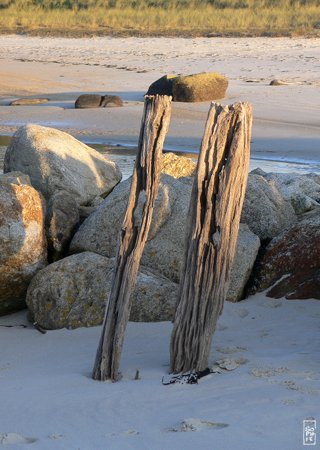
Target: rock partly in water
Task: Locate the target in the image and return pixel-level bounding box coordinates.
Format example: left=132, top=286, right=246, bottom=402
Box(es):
left=70, top=172, right=259, bottom=302
left=146, top=72, right=228, bottom=102
left=241, top=173, right=296, bottom=241
left=0, top=179, right=47, bottom=315
left=4, top=124, right=122, bottom=205
left=75, top=94, right=123, bottom=108
left=26, top=252, right=178, bottom=329
left=10, top=98, right=49, bottom=106
left=100, top=95, right=123, bottom=107
left=45, top=190, right=80, bottom=260
left=75, top=94, right=102, bottom=108
left=249, top=210, right=320, bottom=299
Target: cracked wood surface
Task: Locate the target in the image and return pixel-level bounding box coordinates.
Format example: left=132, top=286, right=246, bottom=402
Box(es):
left=93, top=95, right=172, bottom=381
left=170, top=102, right=252, bottom=374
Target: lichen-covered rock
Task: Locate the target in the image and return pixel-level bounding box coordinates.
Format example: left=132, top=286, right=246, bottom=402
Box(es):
left=0, top=179, right=47, bottom=315
left=26, top=252, right=178, bottom=329
left=241, top=174, right=296, bottom=240
left=146, top=72, right=228, bottom=102
left=70, top=174, right=259, bottom=301
left=161, top=152, right=196, bottom=178
left=249, top=210, right=320, bottom=299
left=172, top=72, right=228, bottom=102
left=4, top=124, right=122, bottom=205
left=45, top=190, right=80, bottom=260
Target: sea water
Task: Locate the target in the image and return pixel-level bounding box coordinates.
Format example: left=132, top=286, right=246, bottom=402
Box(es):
left=1, top=135, right=320, bottom=178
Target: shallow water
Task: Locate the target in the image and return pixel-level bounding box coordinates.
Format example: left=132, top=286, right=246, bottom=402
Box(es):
left=1, top=136, right=320, bottom=178
left=97, top=146, right=137, bottom=180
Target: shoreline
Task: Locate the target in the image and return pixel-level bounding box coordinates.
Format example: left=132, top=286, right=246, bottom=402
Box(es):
left=2, top=133, right=320, bottom=177
left=0, top=35, right=319, bottom=173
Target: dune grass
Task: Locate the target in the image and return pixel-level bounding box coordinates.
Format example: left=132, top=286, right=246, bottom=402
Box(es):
left=0, top=1, right=319, bottom=36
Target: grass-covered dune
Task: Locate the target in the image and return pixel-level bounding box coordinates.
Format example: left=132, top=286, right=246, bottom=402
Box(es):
left=0, top=0, right=319, bottom=36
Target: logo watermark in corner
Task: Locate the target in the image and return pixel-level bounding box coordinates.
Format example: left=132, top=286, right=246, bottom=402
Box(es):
left=303, top=418, right=316, bottom=446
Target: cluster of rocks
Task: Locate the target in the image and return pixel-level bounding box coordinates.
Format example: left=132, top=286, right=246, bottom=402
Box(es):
left=9, top=71, right=229, bottom=110
left=1, top=124, right=319, bottom=330
left=73, top=72, right=228, bottom=107
left=8, top=72, right=293, bottom=113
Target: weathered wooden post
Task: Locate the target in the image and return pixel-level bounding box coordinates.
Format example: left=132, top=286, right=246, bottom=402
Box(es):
left=92, top=95, right=172, bottom=382
left=170, top=102, right=252, bottom=374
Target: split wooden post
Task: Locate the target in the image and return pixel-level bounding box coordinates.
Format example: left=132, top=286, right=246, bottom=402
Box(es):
left=170, top=102, right=252, bottom=374
left=93, top=95, right=172, bottom=382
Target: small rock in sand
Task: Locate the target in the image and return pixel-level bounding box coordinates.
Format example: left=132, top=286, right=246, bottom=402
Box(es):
left=269, top=79, right=288, bottom=86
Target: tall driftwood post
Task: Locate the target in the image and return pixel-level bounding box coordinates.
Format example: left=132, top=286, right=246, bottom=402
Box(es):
left=93, top=95, right=172, bottom=382
left=170, top=102, right=252, bottom=374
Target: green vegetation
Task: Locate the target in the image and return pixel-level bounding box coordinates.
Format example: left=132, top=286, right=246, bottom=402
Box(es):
left=0, top=0, right=319, bottom=36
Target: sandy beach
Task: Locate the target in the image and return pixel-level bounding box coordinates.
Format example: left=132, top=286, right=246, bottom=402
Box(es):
left=0, top=35, right=319, bottom=172
left=0, top=34, right=320, bottom=450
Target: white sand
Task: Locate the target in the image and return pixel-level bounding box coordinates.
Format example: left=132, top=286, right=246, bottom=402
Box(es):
left=0, top=35, right=319, bottom=170
left=0, top=293, right=319, bottom=450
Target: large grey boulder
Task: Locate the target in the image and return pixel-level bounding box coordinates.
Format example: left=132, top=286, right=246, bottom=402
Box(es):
left=26, top=252, right=178, bottom=329
left=241, top=173, right=296, bottom=240
left=70, top=174, right=191, bottom=281
left=262, top=172, right=320, bottom=215
left=45, top=190, right=80, bottom=260
left=228, top=224, right=260, bottom=302
left=146, top=72, right=228, bottom=102
left=0, top=177, right=47, bottom=315
left=4, top=124, right=122, bottom=206
left=70, top=174, right=260, bottom=301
